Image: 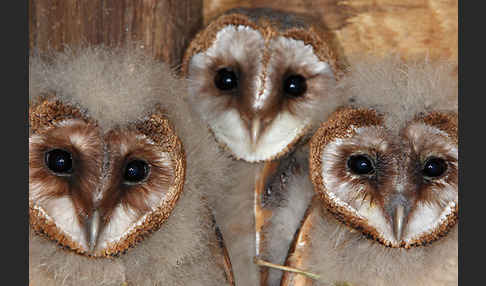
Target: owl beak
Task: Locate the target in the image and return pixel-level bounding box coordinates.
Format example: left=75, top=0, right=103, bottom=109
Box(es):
left=86, top=210, right=101, bottom=253
left=250, top=118, right=263, bottom=151
left=392, top=205, right=406, bottom=242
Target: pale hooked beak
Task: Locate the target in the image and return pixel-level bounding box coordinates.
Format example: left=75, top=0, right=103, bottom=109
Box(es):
left=392, top=205, right=406, bottom=242
left=86, top=210, right=101, bottom=253
left=250, top=118, right=263, bottom=151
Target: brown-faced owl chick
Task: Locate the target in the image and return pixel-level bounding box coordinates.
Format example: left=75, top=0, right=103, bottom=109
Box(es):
left=29, top=46, right=235, bottom=286
left=281, top=57, right=458, bottom=286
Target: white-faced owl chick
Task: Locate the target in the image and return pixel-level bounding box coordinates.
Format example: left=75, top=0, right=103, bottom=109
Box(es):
left=281, top=57, right=458, bottom=286
left=181, top=7, right=346, bottom=163
left=29, top=46, right=235, bottom=286
left=180, top=8, right=347, bottom=285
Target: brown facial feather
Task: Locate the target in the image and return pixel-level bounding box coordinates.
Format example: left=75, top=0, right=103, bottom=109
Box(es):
left=184, top=9, right=348, bottom=163
left=94, top=114, right=185, bottom=257
left=99, top=113, right=185, bottom=255
left=29, top=96, right=87, bottom=134
left=265, top=51, right=337, bottom=119
left=310, top=108, right=391, bottom=246
left=328, top=143, right=397, bottom=210
left=187, top=36, right=262, bottom=119
left=420, top=112, right=458, bottom=144
left=282, top=28, right=345, bottom=79
left=29, top=101, right=103, bottom=233
left=404, top=113, right=458, bottom=210
left=310, top=108, right=458, bottom=248
left=30, top=100, right=186, bottom=257
left=181, top=9, right=344, bottom=78
left=225, top=7, right=308, bottom=30
left=411, top=145, right=457, bottom=207
left=217, top=61, right=261, bottom=120
left=98, top=128, right=176, bottom=223
left=181, top=13, right=263, bottom=76
left=309, top=107, right=383, bottom=173
left=186, top=11, right=339, bottom=122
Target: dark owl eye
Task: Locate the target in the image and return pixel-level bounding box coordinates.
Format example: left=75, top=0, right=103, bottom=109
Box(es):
left=422, top=157, right=447, bottom=178
left=283, top=74, right=307, bottom=97
left=214, top=68, right=238, bottom=91
left=45, top=149, right=73, bottom=175
left=347, top=155, right=375, bottom=175
left=124, top=159, right=150, bottom=183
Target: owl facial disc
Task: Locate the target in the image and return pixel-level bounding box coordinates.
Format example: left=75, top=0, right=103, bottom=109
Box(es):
left=183, top=10, right=341, bottom=162
left=29, top=99, right=185, bottom=257
left=309, top=108, right=458, bottom=248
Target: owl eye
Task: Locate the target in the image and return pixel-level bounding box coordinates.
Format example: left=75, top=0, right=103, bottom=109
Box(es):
left=214, top=68, right=238, bottom=91
left=45, top=149, right=73, bottom=175
left=422, top=157, right=448, bottom=178
left=347, top=154, right=375, bottom=175
left=283, top=74, right=307, bottom=97
left=123, top=159, right=150, bottom=184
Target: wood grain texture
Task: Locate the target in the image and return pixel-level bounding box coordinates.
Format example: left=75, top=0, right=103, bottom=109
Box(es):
left=29, top=0, right=203, bottom=66
left=203, top=0, right=458, bottom=62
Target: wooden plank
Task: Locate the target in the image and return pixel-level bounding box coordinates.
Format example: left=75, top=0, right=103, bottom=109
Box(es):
left=29, top=0, right=203, bottom=66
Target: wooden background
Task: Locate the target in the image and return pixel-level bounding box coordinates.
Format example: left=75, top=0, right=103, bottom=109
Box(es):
left=203, top=0, right=458, bottom=62
left=29, top=0, right=204, bottom=66
left=29, top=0, right=458, bottom=67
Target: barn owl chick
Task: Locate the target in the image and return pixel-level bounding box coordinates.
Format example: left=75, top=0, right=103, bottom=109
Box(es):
left=29, top=46, right=234, bottom=286
left=281, top=57, right=458, bottom=286
left=181, top=7, right=346, bottom=162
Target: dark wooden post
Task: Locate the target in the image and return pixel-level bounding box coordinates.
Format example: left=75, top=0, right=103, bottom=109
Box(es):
left=29, top=0, right=203, bottom=67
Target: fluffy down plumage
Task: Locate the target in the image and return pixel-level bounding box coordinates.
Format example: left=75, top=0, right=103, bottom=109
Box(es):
left=283, top=197, right=457, bottom=286
left=258, top=147, right=315, bottom=286
left=282, top=56, right=458, bottom=286
left=341, top=55, right=458, bottom=131
left=180, top=8, right=348, bottom=284
left=29, top=46, right=235, bottom=286
left=208, top=160, right=260, bottom=286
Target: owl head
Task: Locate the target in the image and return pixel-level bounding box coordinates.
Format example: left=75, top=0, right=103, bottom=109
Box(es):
left=181, top=8, right=346, bottom=162
left=309, top=57, right=458, bottom=248
left=29, top=46, right=233, bottom=285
